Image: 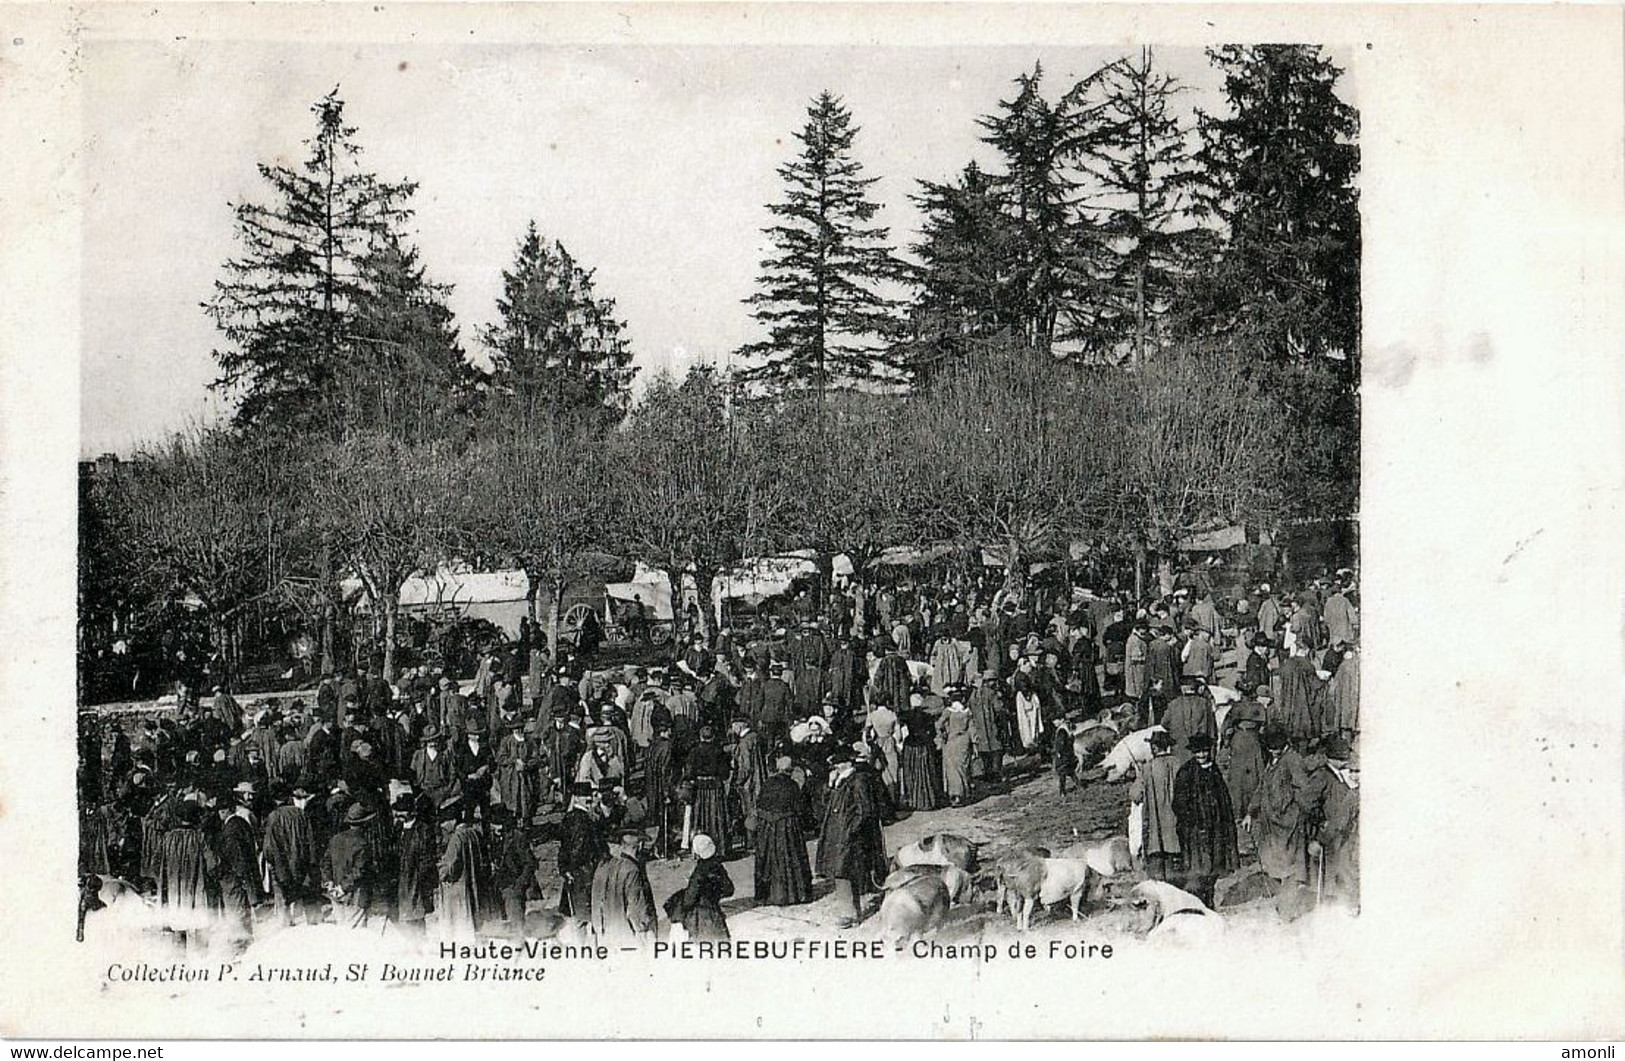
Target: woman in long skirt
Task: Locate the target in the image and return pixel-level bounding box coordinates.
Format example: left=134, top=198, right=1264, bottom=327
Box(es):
left=751, top=757, right=813, bottom=905
left=938, top=693, right=975, bottom=807
left=683, top=726, right=732, bottom=855
left=897, top=703, right=944, bottom=811
left=671, top=833, right=733, bottom=940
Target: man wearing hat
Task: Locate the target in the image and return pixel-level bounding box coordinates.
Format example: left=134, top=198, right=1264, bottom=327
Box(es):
left=216, top=781, right=265, bottom=945
left=1145, top=627, right=1181, bottom=722
left=436, top=796, right=489, bottom=940
left=1162, top=675, right=1217, bottom=770
left=263, top=781, right=320, bottom=926
left=156, top=799, right=218, bottom=946
left=452, top=716, right=496, bottom=811
left=1244, top=725, right=1313, bottom=889
left=1173, top=733, right=1239, bottom=906
left=557, top=782, right=607, bottom=919
left=488, top=806, right=538, bottom=934
left=755, top=662, right=793, bottom=752
left=1130, top=730, right=1181, bottom=885
left=304, top=710, right=340, bottom=788
left=730, top=719, right=767, bottom=851
left=1223, top=702, right=1267, bottom=848
left=325, top=800, right=381, bottom=928
left=1305, top=735, right=1360, bottom=908
left=589, top=829, right=657, bottom=946
left=816, top=746, right=886, bottom=928
left=543, top=712, right=586, bottom=810
left=393, top=792, right=437, bottom=937
left=409, top=726, right=455, bottom=809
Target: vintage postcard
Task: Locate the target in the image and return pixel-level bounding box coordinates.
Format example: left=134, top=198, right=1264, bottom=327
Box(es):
left=1, top=1, right=1622, bottom=1042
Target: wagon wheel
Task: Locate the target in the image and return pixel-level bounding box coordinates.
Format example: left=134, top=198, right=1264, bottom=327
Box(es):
left=561, top=603, right=597, bottom=645
left=648, top=621, right=673, bottom=647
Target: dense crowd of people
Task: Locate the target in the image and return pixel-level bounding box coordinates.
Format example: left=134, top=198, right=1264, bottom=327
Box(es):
left=77, top=565, right=1360, bottom=951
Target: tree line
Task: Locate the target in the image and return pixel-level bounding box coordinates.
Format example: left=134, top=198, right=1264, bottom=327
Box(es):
left=79, top=45, right=1359, bottom=691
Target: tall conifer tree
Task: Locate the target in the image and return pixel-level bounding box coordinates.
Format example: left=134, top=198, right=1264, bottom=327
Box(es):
left=481, top=220, right=636, bottom=419
left=205, top=89, right=417, bottom=434
left=739, top=92, right=903, bottom=398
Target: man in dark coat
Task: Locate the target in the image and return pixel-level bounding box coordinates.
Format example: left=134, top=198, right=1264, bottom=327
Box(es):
left=816, top=748, right=885, bottom=928
left=263, top=781, right=320, bottom=926
left=303, top=712, right=340, bottom=788
left=544, top=714, right=586, bottom=809
left=1305, top=735, right=1360, bottom=909
left=1171, top=733, right=1239, bottom=907
left=392, top=793, right=437, bottom=936
left=755, top=665, right=794, bottom=752
left=1145, top=628, right=1182, bottom=723
left=216, top=783, right=265, bottom=945
left=325, top=801, right=382, bottom=927
left=792, top=624, right=830, bottom=717
left=737, top=661, right=766, bottom=726
left=1240, top=635, right=1273, bottom=697
left=589, top=829, right=657, bottom=946
left=826, top=636, right=865, bottom=712
left=1276, top=644, right=1323, bottom=747
left=156, top=799, right=219, bottom=948
left=1162, top=677, right=1218, bottom=770
left=452, top=718, right=496, bottom=810
left=644, top=723, right=677, bottom=857
left=557, top=783, right=607, bottom=919
left=490, top=807, right=538, bottom=933
left=409, top=727, right=456, bottom=809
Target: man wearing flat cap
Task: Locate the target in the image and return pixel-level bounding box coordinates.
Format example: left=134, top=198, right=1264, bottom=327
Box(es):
left=1172, top=733, right=1238, bottom=906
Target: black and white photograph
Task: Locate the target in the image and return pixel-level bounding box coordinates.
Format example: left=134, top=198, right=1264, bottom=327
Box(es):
left=3, top=0, right=1623, bottom=1043
left=72, top=31, right=1363, bottom=960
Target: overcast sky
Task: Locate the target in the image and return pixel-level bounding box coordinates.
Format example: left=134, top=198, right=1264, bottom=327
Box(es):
left=80, top=40, right=1348, bottom=457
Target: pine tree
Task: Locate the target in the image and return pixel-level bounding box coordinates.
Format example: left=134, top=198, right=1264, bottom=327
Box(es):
left=1185, top=45, right=1361, bottom=521
left=977, top=64, right=1109, bottom=356
left=739, top=91, right=903, bottom=398
left=205, top=89, right=418, bottom=434
left=906, top=161, right=1022, bottom=384
left=341, top=231, right=474, bottom=441
left=1077, top=47, right=1204, bottom=366
left=481, top=220, right=636, bottom=419
left=1187, top=44, right=1361, bottom=367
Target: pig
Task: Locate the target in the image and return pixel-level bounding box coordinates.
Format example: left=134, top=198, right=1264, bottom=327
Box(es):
left=1072, top=724, right=1120, bottom=771
left=894, top=832, right=978, bottom=873
left=876, top=872, right=952, bottom=948
left=995, top=850, right=1097, bottom=931
left=882, top=864, right=973, bottom=905
left=1131, top=880, right=1226, bottom=945
left=1058, top=835, right=1135, bottom=880
left=1101, top=725, right=1167, bottom=783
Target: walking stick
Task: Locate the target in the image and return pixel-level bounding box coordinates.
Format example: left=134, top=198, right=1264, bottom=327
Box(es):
left=681, top=802, right=693, bottom=851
